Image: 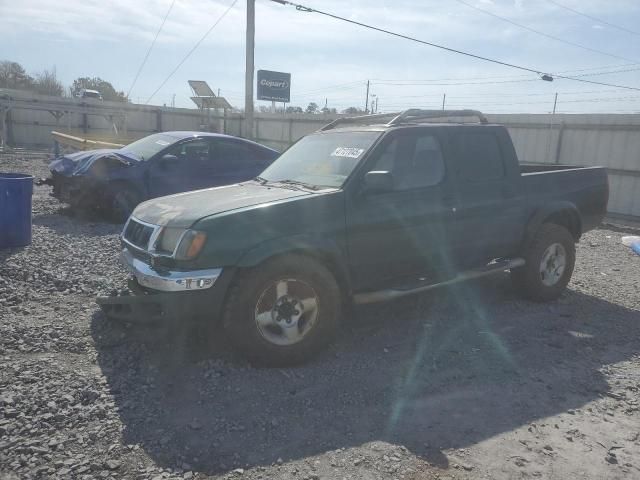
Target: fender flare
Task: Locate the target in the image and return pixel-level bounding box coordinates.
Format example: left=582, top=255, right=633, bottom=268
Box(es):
left=236, top=234, right=352, bottom=291
left=524, top=202, right=582, bottom=246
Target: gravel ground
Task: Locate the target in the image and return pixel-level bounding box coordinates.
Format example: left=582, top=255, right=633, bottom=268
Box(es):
left=1, top=150, right=639, bottom=480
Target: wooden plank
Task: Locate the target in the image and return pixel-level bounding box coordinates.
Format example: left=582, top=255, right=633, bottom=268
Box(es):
left=51, top=131, right=125, bottom=150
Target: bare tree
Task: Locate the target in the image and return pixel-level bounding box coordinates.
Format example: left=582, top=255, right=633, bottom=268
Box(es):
left=33, top=67, right=64, bottom=96
left=0, top=60, right=34, bottom=90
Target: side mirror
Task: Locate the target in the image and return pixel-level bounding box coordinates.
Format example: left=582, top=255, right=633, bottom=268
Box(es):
left=158, top=154, right=179, bottom=168
left=363, top=170, right=393, bottom=194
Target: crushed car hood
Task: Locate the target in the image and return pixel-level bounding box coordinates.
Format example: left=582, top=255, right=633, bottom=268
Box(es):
left=49, top=149, right=141, bottom=176
left=132, top=182, right=313, bottom=228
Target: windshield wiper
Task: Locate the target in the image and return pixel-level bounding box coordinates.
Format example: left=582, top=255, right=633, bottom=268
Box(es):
left=255, top=176, right=269, bottom=185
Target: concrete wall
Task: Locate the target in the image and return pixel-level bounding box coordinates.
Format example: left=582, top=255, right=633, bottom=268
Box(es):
left=0, top=89, right=213, bottom=147
left=2, top=90, right=639, bottom=218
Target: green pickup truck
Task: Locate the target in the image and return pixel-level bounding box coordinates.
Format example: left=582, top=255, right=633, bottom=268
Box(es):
left=98, top=109, right=609, bottom=366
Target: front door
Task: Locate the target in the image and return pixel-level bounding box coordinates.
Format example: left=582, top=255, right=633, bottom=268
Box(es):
left=345, top=128, right=458, bottom=291
left=148, top=139, right=211, bottom=197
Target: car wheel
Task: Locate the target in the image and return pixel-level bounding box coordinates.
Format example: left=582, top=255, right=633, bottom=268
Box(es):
left=109, top=184, right=141, bottom=223
left=511, top=223, right=576, bottom=302
left=223, top=254, right=341, bottom=366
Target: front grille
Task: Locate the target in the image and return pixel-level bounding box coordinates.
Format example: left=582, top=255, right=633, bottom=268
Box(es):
left=123, top=219, right=155, bottom=250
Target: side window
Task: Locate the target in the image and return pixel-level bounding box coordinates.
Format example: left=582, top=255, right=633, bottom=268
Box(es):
left=369, top=132, right=445, bottom=190
left=213, top=140, right=261, bottom=171
left=165, top=140, right=210, bottom=162
left=454, top=132, right=504, bottom=182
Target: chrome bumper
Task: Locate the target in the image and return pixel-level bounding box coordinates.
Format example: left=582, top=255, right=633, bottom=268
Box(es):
left=119, top=249, right=222, bottom=292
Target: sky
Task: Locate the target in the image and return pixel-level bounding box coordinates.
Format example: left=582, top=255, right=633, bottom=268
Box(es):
left=2, top=0, right=640, bottom=114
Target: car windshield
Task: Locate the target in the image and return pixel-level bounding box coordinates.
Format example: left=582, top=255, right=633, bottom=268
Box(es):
left=259, top=131, right=381, bottom=188
left=121, top=133, right=179, bottom=160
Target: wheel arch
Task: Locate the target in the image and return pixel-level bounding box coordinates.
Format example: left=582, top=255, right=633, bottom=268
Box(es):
left=525, top=202, right=582, bottom=247
left=234, top=235, right=352, bottom=297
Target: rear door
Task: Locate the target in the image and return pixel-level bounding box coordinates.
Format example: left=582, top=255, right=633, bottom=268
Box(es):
left=208, top=139, right=274, bottom=186
left=449, top=127, right=527, bottom=267
left=345, top=128, right=458, bottom=291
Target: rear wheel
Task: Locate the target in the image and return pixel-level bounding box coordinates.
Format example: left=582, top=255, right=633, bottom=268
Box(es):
left=512, top=223, right=576, bottom=302
left=223, top=255, right=341, bottom=366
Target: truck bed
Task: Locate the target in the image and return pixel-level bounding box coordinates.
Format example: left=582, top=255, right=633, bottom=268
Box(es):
left=520, top=163, right=609, bottom=234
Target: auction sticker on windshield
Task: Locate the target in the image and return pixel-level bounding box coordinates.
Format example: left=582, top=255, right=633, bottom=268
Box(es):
left=155, top=140, right=171, bottom=146
left=331, top=147, right=365, bottom=158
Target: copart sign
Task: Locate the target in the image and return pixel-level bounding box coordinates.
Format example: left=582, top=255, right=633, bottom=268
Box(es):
left=257, top=70, right=291, bottom=102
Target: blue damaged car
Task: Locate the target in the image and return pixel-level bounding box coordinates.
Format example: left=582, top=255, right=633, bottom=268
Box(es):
left=45, top=131, right=279, bottom=221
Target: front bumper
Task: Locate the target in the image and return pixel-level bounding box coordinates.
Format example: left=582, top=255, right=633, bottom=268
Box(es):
left=95, top=250, right=233, bottom=325
left=119, top=249, right=222, bottom=292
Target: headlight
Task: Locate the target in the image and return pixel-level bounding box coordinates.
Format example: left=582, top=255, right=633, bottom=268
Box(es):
left=175, top=230, right=207, bottom=260
left=157, top=227, right=184, bottom=253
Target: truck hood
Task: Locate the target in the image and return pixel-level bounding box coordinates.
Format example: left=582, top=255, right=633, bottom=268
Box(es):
left=49, top=148, right=141, bottom=176
left=132, top=182, right=314, bottom=228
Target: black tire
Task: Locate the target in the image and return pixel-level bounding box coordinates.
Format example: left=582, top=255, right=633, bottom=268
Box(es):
left=511, top=223, right=576, bottom=302
left=108, top=184, right=142, bottom=223
left=223, top=254, right=341, bottom=366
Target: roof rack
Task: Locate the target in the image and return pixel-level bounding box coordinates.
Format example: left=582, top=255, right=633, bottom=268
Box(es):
left=320, top=108, right=488, bottom=131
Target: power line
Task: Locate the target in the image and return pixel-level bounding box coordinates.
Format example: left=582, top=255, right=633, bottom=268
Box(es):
left=145, top=0, right=238, bottom=104
left=370, top=65, right=640, bottom=84
left=127, top=0, right=176, bottom=99
left=546, top=0, right=640, bottom=37
left=370, top=66, right=640, bottom=88
left=553, top=73, right=640, bottom=91
left=454, top=0, right=638, bottom=63
left=269, top=0, right=545, bottom=76
left=269, top=0, right=640, bottom=92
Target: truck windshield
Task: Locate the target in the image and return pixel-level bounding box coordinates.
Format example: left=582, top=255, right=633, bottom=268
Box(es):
left=260, top=131, right=381, bottom=188
left=121, top=133, right=179, bottom=160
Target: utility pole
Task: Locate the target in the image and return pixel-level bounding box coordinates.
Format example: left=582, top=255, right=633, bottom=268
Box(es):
left=364, top=80, right=370, bottom=113
left=552, top=92, right=558, bottom=114
left=442, top=93, right=446, bottom=110
left=245, top=0, right=255, bottom=139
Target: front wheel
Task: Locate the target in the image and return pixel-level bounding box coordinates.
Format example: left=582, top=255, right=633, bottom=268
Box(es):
left=511, top=223, right=576, bottom=302
left=223, top=255, right=341, bottom=366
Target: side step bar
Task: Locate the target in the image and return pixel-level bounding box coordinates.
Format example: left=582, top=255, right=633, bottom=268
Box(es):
left=353, top=258, right=525, bottom=305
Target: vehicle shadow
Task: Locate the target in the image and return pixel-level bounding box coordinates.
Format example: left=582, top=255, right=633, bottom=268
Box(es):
left=90, top=275, right=640, bottom=475
left=32, top=210, right=122, bottom=238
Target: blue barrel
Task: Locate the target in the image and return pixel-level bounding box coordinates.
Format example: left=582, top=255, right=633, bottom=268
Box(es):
left=0, top=173, right=34, bottom=248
